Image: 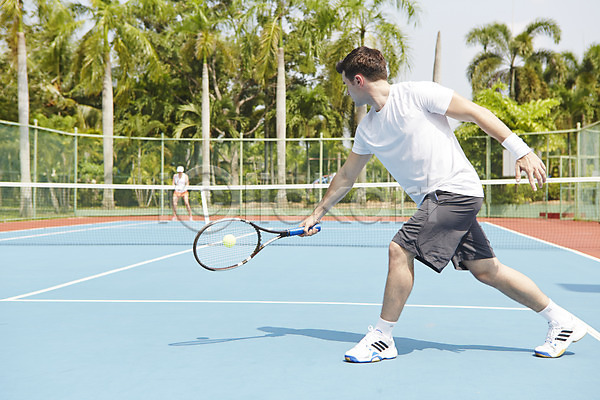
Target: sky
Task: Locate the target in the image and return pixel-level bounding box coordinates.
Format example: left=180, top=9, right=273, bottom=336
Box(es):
left=8, top=0, right=597, bottom=103
left=395, top=0, right=599, bottom=99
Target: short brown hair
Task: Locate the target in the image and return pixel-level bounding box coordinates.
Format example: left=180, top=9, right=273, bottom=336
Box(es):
left=336, top=46, right=388, bottom=81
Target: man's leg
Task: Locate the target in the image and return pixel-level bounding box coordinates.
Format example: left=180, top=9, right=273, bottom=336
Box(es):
left=464, top=257, right=587, bottom=358
left=380, top=241, right=416, bottom=322
left=344, top=242, right=415, bottom=363
left=463, top=257, right=548, bottom=311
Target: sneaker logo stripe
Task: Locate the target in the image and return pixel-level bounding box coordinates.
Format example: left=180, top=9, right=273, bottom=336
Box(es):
left=371, top=341, right=389, bottom=352
left=372, top=342, right=384, bottom=352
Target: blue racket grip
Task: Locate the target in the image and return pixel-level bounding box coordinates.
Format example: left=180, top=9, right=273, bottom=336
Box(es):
left=288, top=224, right=321, bottom=236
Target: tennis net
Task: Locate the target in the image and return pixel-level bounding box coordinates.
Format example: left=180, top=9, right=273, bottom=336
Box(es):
left=1, top=179, right=599, bottom=254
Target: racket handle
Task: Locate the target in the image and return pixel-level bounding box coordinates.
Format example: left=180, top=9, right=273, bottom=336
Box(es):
left=288, top=224, right=321, bottom=236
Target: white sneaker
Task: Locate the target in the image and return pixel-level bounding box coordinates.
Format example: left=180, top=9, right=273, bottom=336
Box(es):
left=534, top=317, right=587, bottom=358
left=344, top=326, right=398, bottom=363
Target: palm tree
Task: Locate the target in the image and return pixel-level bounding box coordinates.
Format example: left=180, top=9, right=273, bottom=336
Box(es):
left=192, top=1, right=231, bottom=191
left=72, top=0, right=164, bottom=208
left=33, top=0, right=80, bottom=95
left=456, top=82, right=560, bottom=179
left=173, top=0, right=253, bottom=192
left=325, top=0, right=418, bottom=135
left=1, top=0, right=32, bottom=216
left=253, top=0, right=288, bottom=197
left=571, top=44, right=600, bottom=125
left=326, top=0, right=419, bottom=197
left=30, top=0, right=97, bottom=131
left=546, top=45, right=600, bottom=128
left=465, top=19, right=561, bottom=99
left=287, top=84, right=343, bottom=183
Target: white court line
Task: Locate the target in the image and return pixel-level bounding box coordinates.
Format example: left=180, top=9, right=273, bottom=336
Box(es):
left=0, top=249, right=192, bottom=301
left=6, top=298, right=599, bottom=341
left=0, top=298, right=529, bottom=310
left=0, top=219, right=143, bottom=235
left=483, top=221, right=600, bottom=263
left=575, top=318, right=600, bottom=341
left=483, top=222, right=600, bottom=341
left=0, top=221, right=157, bottom=242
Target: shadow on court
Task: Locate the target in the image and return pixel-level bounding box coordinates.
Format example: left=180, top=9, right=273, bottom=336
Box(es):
left=558, top=283, right=600, bottom=293
left=169, top=326, right=546, bottom=356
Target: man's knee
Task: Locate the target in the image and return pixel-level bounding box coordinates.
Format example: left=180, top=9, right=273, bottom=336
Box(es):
left=465, top=258, right=501, bottom=286
left=388, top=241, right=414, bottom=270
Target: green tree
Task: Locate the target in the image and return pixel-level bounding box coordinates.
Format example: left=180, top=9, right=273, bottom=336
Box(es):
left=252, top=0, right=294, bottom=195
left=183, top=0, right=236, bottom=188
left=466, top=19, right=561, bottom=100
left=328, top=0, right=419, bottom=129
left=1, top=0, right=32, bottom=216
left=286, top=84, right=343, bottom=182
left=456, top=82, right=560, bottom=178
left=546, top=44, right=600, bottom=128
left=28, top=0, right=99, bottom=131
left=72, top=0, right=164, bottom=207
left=252, top=1, right=340, bottom=184
left=322, top=0, right=419, bottom=199
left=174, top=0, right=262, bottom=188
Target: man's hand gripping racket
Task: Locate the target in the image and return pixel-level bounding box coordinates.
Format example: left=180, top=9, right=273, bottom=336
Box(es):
left=193, top=218, right=321, bottom=271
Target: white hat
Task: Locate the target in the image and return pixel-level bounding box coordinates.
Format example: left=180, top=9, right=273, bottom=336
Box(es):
left=176, top=166, right=184, bottom=172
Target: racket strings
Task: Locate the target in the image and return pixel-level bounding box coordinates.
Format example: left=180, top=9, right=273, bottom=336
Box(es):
left=195, top=220, right=260, bottom=269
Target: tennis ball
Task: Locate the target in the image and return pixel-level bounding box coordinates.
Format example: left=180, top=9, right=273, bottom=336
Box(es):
left=223, top=234, right=236, bottom=248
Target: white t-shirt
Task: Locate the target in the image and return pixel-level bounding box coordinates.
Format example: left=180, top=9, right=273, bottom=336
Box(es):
left=352, top=81, right=483, bottom=205
left=173, top=173, right=189, bottom=193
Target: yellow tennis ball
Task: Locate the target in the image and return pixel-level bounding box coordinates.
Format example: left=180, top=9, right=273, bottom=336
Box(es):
left=223, top=234, right=236, bottom=248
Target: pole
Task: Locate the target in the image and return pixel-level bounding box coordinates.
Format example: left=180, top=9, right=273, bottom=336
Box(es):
left=160, top=132, right=165, bottom=218
left=239, top=134, right=243, bottom=210
left=319, top=132, right=323, bottom=200
left=485, top=136, right=491, bottom=217
left=575, top=123, right=581, bottom=218
left=33, top=119, right=38, bottom=218
left=432, top=31, right=442, bottom=83
left=74, top=127, right=78, bottom=215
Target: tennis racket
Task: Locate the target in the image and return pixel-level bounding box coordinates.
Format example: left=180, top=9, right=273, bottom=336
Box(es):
left=192, top=218, right=321, bottom=271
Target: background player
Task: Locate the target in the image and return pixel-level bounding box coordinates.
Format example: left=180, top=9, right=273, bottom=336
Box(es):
left=172, top=166, right=193, bottom=221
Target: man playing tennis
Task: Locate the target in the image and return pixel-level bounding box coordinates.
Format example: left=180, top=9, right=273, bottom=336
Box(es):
left=300, top=46, right=587, bottom=362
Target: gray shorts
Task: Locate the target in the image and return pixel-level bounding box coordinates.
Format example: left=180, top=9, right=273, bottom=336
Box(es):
left=392, top=190, right=495, bottom=273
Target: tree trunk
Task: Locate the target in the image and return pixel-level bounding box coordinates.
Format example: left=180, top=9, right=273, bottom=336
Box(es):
left=355, top=105, right=367, bottom=204
left=17, top=32, right=32, bottom=217
left=202, top=61, right=211, bottom=200
left=276, top=47, right=287, bottom=203
left=102, top=52, right=115, bottom=208
left=509, top=65, right=516, bottom=99
left=432, top=31, right=442, bottom=83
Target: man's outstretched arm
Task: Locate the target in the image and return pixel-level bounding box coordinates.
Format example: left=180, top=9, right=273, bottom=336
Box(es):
left=445, top=92, right=547, bottom=191
left=301, top=151, right=371, bottom=235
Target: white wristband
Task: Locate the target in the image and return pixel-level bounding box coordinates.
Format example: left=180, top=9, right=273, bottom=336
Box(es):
left=501, top=133, right=532, bottom=160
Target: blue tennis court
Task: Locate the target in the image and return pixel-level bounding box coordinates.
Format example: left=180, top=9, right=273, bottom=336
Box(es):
left=1, top=220, right=599, bottom=399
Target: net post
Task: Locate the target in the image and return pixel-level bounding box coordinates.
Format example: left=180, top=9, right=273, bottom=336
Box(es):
left=33, top=119, right=38, bottom=219
left=200, top=188, right=210, bottom=225
left=545, top=135, right=550, bottom=214
left=485, top=136, right=491, bottom=217
left=576, top=123, right=581, bottom=218
left=74, top=127, right=78, bottom=216
left=319, top=131, right=324, bottom=201
left=401, top=187, right=405, bottom=217
left=160, top=132, right=165, bottom=219
left=240, top=135, right=243, bottom=211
